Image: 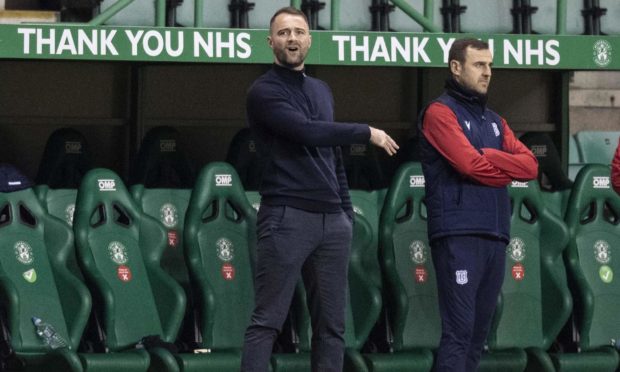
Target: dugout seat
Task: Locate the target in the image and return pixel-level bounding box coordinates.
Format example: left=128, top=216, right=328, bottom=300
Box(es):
left=34, top=128, right=93, bottom=227
left=341, top=143, right=386, bottom=190
left=519, top=132, right=572, bottom=217
left=225, top=128, right=266, bottom=192
left=129, top=126, right=195, bottom=189
left=129, top=126, right=195, bottom=277
left=74, top=168, right=187, bottom=371
left=0, top=164, right=149, bottom=372
left=180, top=162, right=258, bottom=371
left=365, top=162, right=436, bottom=372
left=487, top=180, right=572, bottom=372
left=349, top=190, right=387, bottom=291
left=129, top=126, right=197, bottom=348
left=557, top=164, right=620, bottom=371
left=574, top=131, right=620, bottom=165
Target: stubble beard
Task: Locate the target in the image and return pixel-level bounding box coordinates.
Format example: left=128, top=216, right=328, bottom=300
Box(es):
left=275, top=48, right=306, bottom=70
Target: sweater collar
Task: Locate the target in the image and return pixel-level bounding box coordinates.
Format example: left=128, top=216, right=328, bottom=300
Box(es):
left=272, top=63, right=306, bottom=83
left=444, top=77, right=488, bottom=111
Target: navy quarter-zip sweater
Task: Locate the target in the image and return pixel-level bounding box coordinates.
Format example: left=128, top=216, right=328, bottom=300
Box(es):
left=247, top=64, right=371, bottom=218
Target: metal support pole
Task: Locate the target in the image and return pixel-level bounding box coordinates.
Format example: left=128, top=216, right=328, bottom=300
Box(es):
left=423, top=0, right=433, bottom=23
left=592, top=0, right=605, bottom=35
left=451, top=0, right=463, bottom=33
left=441, top=0, right=451, bottom=32
left=370, top=0, right=380, bottom=31
left=302, top=0, right=325, bottom=30
left=156, top=0, right=166, bottom=26
left=330, top=0, right=340, bottom=30
left=380, top=0, right=390, bottom=30
left=195, top=0, right=204, bottom=27
left=583, top=0, right=593, bottom=35
left=390, top=0, right=439, bottom=32
left=512, top=0, right=523, bottom=34
left=89, top=0, right=134, bottom=26
left=556, top=0, right=567, bottom=34
left=522, top=0, right=537, bottom=34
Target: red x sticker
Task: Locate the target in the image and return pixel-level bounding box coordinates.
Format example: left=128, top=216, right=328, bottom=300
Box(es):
left=168, top=230, right=178, bottom=248
left=221, top=263, right=235, bottom=281
left=118, top=265, right=132, bottom=282
left=414, top=265, right=427, bottom=283
left=512, top=263, right=525, bottom=281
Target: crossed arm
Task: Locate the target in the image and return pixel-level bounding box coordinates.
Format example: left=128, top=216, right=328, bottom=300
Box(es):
left=422, top=102, right=538, bottom=187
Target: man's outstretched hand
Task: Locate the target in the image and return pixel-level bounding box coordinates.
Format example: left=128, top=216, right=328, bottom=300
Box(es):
left=369, top=127, right=399, bottom=156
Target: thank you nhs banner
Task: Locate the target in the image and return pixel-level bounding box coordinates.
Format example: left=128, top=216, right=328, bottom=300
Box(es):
left=0, top=24, right=617, bottom=69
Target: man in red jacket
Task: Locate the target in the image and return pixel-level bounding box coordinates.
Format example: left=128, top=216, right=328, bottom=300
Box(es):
left=612, top=138, right=620, bottom=194
left=418, top=38, right=538, bottom=372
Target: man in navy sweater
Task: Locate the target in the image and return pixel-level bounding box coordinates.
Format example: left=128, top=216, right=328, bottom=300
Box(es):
left=240, top=7, right=398, bottom=372
left=418, top=39, right=538, bottom=372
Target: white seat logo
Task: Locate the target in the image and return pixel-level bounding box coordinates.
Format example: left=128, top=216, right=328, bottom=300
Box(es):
left=409, top=175, right=425, bottom=188
left=160, top=203, right=178, bottom=228
left=216, top=238, right=234, bottom=261
left=160, top=139, right=176, bottom=152
left=531, top=145, right=547, bottom=157
left=593, top=176, right=610, bottom=189
left=65, top=141, right=82, bottom=154
left=511, top=181, right=529, bottom=188
left=15, top=241, right=33, bottom=265
left=65, top=203, right=75, bottom=226
left=215, top=174, right=233, bottom=187
left=98, top=179, right=116, bottom=191
left=350, top=144, right=367, bottom=156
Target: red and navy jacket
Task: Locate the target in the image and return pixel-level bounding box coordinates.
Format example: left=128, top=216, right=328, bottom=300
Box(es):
left=418, top=79, right=538, bottom=243
left=612, top=138, right=620, bottom=195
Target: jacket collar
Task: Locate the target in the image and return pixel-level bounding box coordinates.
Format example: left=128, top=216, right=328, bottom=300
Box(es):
left=444, top=77, right=488, bottom=113
left=272, top=63, right=306, bottom=84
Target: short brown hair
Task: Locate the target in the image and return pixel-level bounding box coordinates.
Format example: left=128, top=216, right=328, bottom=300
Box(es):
left=448, top=38, right=490, bottom=66
left=269, top=7, right=309, bottom=32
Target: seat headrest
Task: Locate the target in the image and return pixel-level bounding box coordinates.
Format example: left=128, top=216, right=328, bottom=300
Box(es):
left=342, top=143, right=386, bottom=190
left=130, top=126, right=196, bottom=188
left=192, top=162, right=250, bottom=206
left=76, top=168, right=138, bottom=216
left=385, top=162, right=425, bottom=202
left=381, top=162, right=426, bottom=224
left=0, top=163, right=33, bottom=192
left=566, top=164, right=620, bottom=227
left=508, top=179, right=543, bottom=205
left=520, top=132, right=572, bottom=191
left=225, top=127, right=267, bottom=191
left=35, top=128, right=92, bottom=189
left=571, top=164, right=616, bottom=201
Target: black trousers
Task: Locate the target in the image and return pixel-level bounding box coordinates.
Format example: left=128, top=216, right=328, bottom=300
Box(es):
left=241, top=205, right=353, bottom=372
left=431, top=235, right=507, bottom=372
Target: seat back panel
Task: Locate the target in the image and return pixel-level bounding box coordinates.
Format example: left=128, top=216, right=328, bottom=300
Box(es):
left=564, top=164, right=620, bottom=350
left=134, top=188, right=192, bottom=286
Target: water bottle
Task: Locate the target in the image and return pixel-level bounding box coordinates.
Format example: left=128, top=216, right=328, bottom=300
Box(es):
left=31, top=317, right=70, bottom=350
